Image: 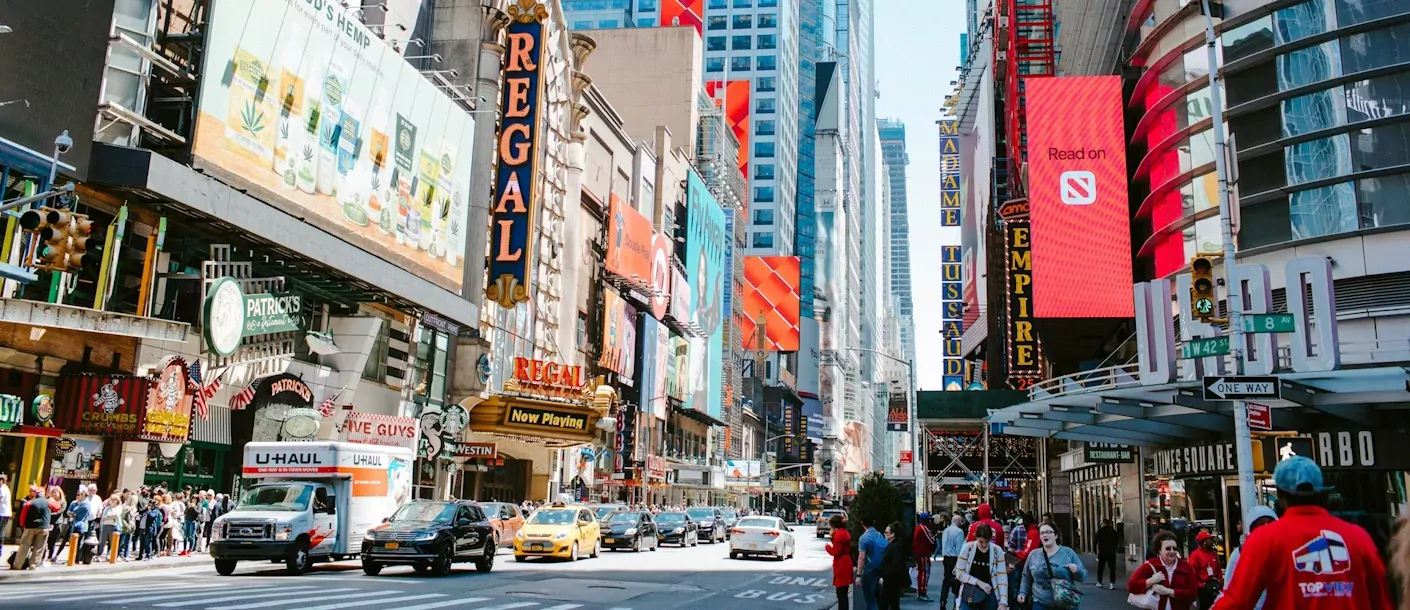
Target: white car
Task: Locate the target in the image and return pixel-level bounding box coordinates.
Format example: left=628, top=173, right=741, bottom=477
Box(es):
left=728, top=516, right=795, bottom=561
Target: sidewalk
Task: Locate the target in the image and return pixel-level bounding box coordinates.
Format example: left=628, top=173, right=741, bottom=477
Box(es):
left=0, top=549, right=208, bottom=582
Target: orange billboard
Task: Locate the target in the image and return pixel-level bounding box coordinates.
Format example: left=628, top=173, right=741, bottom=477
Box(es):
left=741, top=256, right=801, bottom=351
left=705, top=80, right=750, bottom=188
left=606, top=194, right=653, bottom=282
left=661, top=0, right=705, bottom=35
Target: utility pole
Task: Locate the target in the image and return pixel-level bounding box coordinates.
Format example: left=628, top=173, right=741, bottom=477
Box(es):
left=1201, top=0, right=1256, bottom=523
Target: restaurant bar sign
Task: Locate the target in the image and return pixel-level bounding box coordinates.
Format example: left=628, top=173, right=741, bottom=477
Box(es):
left=0, top=394, right=21, bottom=431
left=1084, top=443, right=1135, bottom=463
left=202, top=277, right=303, bottom=357
left=485, top=1, right=548, bottom=309
left=503, top=403, right=588, bottom=433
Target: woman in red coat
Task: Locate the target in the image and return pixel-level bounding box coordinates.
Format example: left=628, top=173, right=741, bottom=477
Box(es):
left=1128, top=530, right=1200, bottom=610
left=826, top=514, right=855, bottom=610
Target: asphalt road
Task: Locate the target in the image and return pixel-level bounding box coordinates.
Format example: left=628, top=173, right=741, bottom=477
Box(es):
left=0, top=525, right=842, bottom=610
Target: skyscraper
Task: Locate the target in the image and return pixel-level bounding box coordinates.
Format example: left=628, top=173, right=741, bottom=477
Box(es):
left=878, top=119, right=916, bottom=368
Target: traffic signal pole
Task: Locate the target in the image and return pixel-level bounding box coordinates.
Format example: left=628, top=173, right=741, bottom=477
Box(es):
left=1201, top=0, right=1258, bottom=525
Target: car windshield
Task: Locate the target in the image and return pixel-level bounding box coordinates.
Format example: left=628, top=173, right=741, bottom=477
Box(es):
left=529, top=509, right=577, bottom=525
left=722, top=510, right=738, bottom=519
left=594, top=506, right=622, bottom=519
left=823, top=511, right=846, bottom=519
left=738, top=517, right=778, bottom=528
left=609, top=513, right=639, bottom=524
left=686, top=508, right=715, bottom=519
left=657, top=513, right=686, bottom=523
left=234, top=483, right=311, bottom=512
left=391, top=502, right=456, bottom=523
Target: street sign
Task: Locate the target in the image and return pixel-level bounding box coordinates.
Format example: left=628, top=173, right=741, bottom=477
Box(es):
left=1181, top=336, right=1230, bottom=359
left=1203, top=376, right=1281, bottom=400
left=899, top=450, right=913, bottom=464
left=1247, top=402, right=1272, bottom=430
left=1242, top=313, right=1295, bottom=333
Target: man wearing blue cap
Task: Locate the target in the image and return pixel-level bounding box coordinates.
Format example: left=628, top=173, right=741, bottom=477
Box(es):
left=1212, top=456, right=1391, bottom=610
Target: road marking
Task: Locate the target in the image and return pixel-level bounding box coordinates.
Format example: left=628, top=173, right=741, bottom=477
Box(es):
left=386, top=598, right=489, bottom=610
left=211, top=590, right=402, bottom=610
left=3, top=582, right=198, bottom=596
left=538, top=605, right=585, bottom=610
left=304, top=575, right=423, bottom=584
left=100, top=586, right=294, bottom=604
left=154, top=587, right=352, bottom=607
left=464, top=603, right=540, bottom=610
left=293, top=594, right=448, bottom=610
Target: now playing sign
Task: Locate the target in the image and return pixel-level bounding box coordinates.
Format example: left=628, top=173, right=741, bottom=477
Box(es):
left=1203, top=376, right=1281, bottom=400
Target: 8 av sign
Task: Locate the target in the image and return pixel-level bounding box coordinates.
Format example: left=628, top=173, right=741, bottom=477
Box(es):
left=1203, top=376, right=1281, bottom=400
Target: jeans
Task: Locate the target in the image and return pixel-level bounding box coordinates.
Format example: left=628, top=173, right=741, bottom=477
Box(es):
left=1097, top=553, right=1117, bottom=585
left=940, top=556, right=961, bottom=606
left=184, top=521, right=198, bottom=552
left=118, top=532, right=131, bottom=558
left=140, top=530, right=156, bottom=559
left=861, top=571, right=883, bottom=610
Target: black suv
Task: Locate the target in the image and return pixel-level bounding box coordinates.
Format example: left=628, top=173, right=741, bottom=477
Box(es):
left=362, top=500, right=496, bottom=576
left=655, top=512, right=699, bottom=546
left=602, top=510, right=659, bottom=552
left=686, top=507, right=725, bottom=543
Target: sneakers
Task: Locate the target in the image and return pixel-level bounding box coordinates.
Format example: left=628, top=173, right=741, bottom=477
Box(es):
left=1109, top=583, right=1115, bottom=590
left=917, top=595, right=934, bottom=602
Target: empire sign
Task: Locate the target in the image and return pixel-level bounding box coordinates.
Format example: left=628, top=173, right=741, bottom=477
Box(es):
left=1006, top=220, right=1041, bottom=389
left=486, top=1, right=548, bottom=309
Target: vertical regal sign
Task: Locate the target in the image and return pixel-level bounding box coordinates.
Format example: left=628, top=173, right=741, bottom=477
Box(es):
left=486, top=1, right=548, bottom=309
left=941, top=245, right=964, bottom=390
left=939, top=119, right=961, bottom=228
left=1006, top=217, right=1042, bottom=389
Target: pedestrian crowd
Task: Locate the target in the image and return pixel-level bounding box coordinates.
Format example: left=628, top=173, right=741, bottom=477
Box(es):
left=2, top=480, right=234, bottom=572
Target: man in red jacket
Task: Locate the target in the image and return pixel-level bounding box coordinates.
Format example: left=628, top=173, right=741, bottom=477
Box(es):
left=1189, top=531, right=1223, bottom=609
left=912, top=512, right=937, bottom=602
left=1212, top=456, right=1392, bottom=610
left=966, top=503, right=1006, bottom=548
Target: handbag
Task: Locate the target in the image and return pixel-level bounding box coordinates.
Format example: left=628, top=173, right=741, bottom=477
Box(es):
left=1043, top=548, right=1084, bottom=609
left=1127, top=591, right=1161, bottom=609
left=960, top=544, right=992, bottom=605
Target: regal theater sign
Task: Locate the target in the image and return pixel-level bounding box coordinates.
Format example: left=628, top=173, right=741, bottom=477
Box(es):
left=503, top=357, right=591, bottom=402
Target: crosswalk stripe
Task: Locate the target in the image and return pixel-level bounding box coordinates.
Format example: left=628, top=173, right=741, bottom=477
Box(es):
left=6, top=582, right=219, bottom=596
left=539, top=605, right=585, bottom=610
left=211, top=590, right=402, bottom=610
left=26, top=583, right=228, bottom=599
left=350, top=597, right=488, bottom=610
left=455, top=603, right=539, bottom=610
left=101, top=586, right=294, bottom=605
left=291, top=593, right=448, bottom=610
left=153, top=587, right=342, bottom=607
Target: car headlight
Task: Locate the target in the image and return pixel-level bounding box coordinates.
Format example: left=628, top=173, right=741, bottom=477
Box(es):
left=554, top=532, right=569, bottom=540
left=515, top=531, right=526, bottom=541
left=274, top=525, right=293, bottom=541
left=673, top=527, right=684, bottom=534
left=212, top=524, right=226, bottom=541
left=364, top=531, right=377, bottom=542
left=624, top=528, right=637, bottom=536
left=415, top=531, right=439, bottom=541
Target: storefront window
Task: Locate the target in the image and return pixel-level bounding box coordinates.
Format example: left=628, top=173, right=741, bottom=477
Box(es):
left=410, top=325, right=451, bottom=408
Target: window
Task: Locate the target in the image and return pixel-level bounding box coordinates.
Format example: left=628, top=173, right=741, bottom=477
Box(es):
left=1290, top=182, right=1358, bottom=239
left=759, top=0, right=777, bottom=6
left=708, top=15, right=727, bottom=30
left=1274, top=0, right=1336, bottom=45
left=638, top=0, right=658, bottom=10
left=756, top=97, right=776, bottom=114
left=753, top=209, right=775, bottom=225
left=734, top=0, right=752, bottom=6
left=1282, top=87, right=1347, bottom=137
left=752, top=231, right=775, bottom=248
left=706, top=57, right=725, bottom=72
left=708, top=36, right=726, bottom=51
left=732, top=35, right=752, bottom=50
left=757, top=55, right=777, bottom=70
left=572, top=20, right=594, bottom=30
left=637, top=18, right=655, bottom=26
left=756, top=76, right=776, bottom=92
left=1345, top=71, right=1410, bottom=123
left=758, top=13, right=777, bottom=28
left=758, top=34, right=777, bottom=49
left=755, top=164, right=775, bottom=180
left=1351, top=122, right=1410, bottom=173
left=1336, top=0, right=1406, bottom=25
left=1286, top=133, right=1352, bottom=185
left=754, top=186, right=775, bottom=202
left=709, top=0, right=726, bottom=8
left=1359, top=172, right=1410, bottom=229
left=1222, top=15, right=1273, bottom=64
left=598, top=19, right=620, bottom=28
left=755, top=141, right=775, bottom=157
left=731, top=56, right=751, bottom=72
left=755, top=119, right=776, bottom=135
left=733, top=14, right=752, bottom=29
left=314, top=488, right=335, bottom=514
left=1341, top=22, right=1410, bottom=74
left=1277, top=40, right=1341, bottom=90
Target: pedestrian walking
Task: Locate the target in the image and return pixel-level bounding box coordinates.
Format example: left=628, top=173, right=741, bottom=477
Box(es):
left=1094, top=518, right=1119, bottom=590
left=939, top=514, right=967, bottom=609
left=911, top=512, right=937, bottom=601
left=1188, top=531, right=1222, bottom=609
left=1217, top=505, right=1275, bottom=610
left=1212, top=457, right=1391, bottom=609
left=825, top=514, right=854, bottom=610
left=1127, top=530, right=1198, bottom=610
left=856, top=516, right=888, bottom=610
left=0, top=473, right=11, bottom=559
left=879, top=522, right=910, bottom=610
left=1017, top=523, right=1086, bottom=610
left=10, top=486, right=50, bottom=570
left=953, top=523, right=1009, bottom=610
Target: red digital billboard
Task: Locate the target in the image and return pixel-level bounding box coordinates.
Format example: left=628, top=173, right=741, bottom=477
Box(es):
left=705, top=80, right=750, bottom=191
left=1025, top=76, right=1134, bottom=318
left=661, top=0, right=704, bottom=35
left=740, top=256, right=800, bottom=351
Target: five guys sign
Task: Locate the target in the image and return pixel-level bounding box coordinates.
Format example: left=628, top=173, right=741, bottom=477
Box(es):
left=486, top=1, right=548, bottom=309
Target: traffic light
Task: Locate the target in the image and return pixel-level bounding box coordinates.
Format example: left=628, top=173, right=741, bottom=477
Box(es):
left=1190, top=255, right=1217, bottom=322
left=19, top=206, right=96, bottom=272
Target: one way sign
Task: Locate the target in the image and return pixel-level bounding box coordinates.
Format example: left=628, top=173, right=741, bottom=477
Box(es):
left=1203, top=376, right=1281, bottom=400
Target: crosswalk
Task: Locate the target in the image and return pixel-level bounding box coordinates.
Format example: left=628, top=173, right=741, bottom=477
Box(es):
left=0, top=579, right=637, bottom=610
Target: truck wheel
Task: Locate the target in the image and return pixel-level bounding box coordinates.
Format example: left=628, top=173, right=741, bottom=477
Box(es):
left=215, top=559, right=238, bottom=576
left=475, top=543, right=495, bottom=573
left=286, top=541, right=311, bottom=575
left=362, top=560, right=382, bottom=576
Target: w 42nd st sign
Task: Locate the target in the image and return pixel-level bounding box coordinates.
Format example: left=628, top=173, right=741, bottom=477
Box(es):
left=1203, top=376, right=1281, bottom=400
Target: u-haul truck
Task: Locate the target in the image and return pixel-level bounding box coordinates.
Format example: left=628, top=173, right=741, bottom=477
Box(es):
left=211, top=441, right=413, bottom=575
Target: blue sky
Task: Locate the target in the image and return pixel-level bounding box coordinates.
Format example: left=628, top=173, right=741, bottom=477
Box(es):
left=875, top=0, right=965, bottom=391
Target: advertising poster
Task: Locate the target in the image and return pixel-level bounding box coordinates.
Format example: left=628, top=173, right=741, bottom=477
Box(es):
left=193, top=0, right=475, bottom=295
left=600, top=288, right=637, bottom=384
left=641, top=317, right=671, bottom=420
left=55, top=437, right=104, bottom=481
left=668, top=337, right=691, bottom=406
left=886, top=379, right=908, bottom=432
left=1025, top=76, right=1133, bottom=318
left=660, top=0, right=705, bottom=34
left=606, top=194, right=654, bottom=282
left=803, top=397, right=823, bottom=442
left=686, top=172, right=726, bottom=420
left=649, top=233, right=674, bottom=319
left=705, top=80, right=751, bottom=187
left=740, top=256, right=802, bottom=351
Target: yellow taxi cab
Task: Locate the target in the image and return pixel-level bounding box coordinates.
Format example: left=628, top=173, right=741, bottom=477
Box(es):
left=514, top=502, right=601, bottom=562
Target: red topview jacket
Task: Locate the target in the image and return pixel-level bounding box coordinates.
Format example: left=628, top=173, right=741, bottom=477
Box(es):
left=965, top=503, right=1006, bottom=548
left=1211, top=506, right=1392, bottom=610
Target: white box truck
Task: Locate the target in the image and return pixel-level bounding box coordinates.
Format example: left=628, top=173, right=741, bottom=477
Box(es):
left=211, top=441, right=414, bottom=575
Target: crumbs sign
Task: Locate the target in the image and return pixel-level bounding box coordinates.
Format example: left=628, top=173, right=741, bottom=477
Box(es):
left=486, top=0, right=549, bottom=309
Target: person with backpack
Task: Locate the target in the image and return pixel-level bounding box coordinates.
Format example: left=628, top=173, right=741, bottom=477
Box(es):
left=1017, top=523, right=1086, bottom=609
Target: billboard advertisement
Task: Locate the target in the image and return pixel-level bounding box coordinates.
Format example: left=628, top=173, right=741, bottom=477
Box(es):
left=195, top=0, right=477, bottom=296
left=803, top=397, right=823, bottom=442
left=797, top=317, right=820, bottom=396
left=600, top=288, right=637, bottom=385
left=705, top=80, right=750, bottom=186
left=660, top=0, right=705, bottom=34
left=649, top=233, right=673, bottom=319
left=1026, top=76, right=1133, bottom=318
left=741, top=256, right=802, bottom=351
left=686, top=172, right=726, bottom=420
left=886, top=379, right=908, bottom=432
left=607, top=194, right=653, bottom=282
left=641, top=316, right=671, bottom=420
left=667, top=336, right=691, bottom=406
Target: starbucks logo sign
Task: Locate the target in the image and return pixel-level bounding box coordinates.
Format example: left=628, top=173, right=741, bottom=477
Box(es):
left=203, top=277, right=246, bottom=357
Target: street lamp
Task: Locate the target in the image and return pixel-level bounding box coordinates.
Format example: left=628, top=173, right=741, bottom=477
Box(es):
left=848, top=347, right=923, bottom=510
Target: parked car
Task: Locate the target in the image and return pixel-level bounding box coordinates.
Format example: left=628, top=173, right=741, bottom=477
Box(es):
left=720, top=508, right=740, bottom=539
left=686, top=507, right=726, bottom=543
left=601, top=510, right=659, bottom=552
left=514, top=502, right=601, bottom=562
left=729, top=515, right=795, bottom=561
left=361, top=500, right=496, bottom=576
left=816, top=509, right=848, bottom=538
left=655, top=511, right=699, bottom=546
left=479, top=502, right=526, bottom=547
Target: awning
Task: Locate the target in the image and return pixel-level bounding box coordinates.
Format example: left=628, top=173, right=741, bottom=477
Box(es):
left=986, top=363, right=1410, bottom=447
left=192, top=404, right=232, bottom=446
left=672, top=404, right=725, bottom=427
left=468, top=394, right=604, bottom=446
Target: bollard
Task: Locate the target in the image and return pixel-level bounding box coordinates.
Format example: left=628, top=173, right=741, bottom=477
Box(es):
left=110, top=531, right=121, bottom=563
left=66, top=532, right=79, bottom=566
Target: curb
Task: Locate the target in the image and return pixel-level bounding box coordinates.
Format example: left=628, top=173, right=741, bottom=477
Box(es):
left=0, top=554, right=208, bottom=582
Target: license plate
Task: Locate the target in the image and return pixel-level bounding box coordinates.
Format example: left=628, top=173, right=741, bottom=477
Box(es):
left=605, top=538, right=615, bottom=544
left=530, top=543, right=544, bottom=550
left=747, top=543, right=759, bottom=550
left=384, top=542, right=399, bottom=550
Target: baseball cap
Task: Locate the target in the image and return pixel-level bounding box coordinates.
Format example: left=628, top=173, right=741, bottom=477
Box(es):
left=1195, top=531, right=1214, bottom=543
left=1274, top=456, right=1332, bottom=496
